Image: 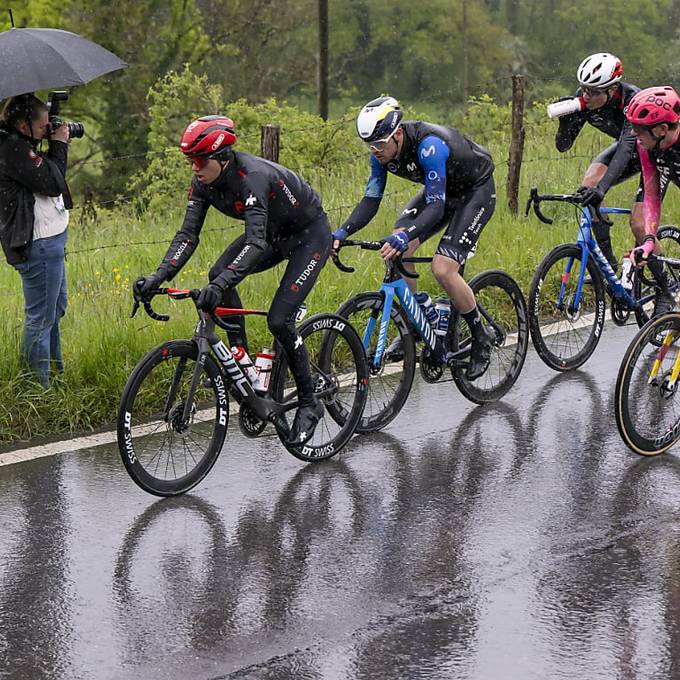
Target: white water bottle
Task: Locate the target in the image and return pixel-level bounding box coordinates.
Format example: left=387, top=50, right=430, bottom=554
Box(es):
left=252, top=348, right=275, bottom=393
left=414, top=292, right=438, bottom=329
left=621, top=257, right=634, bottom=291
left=547, top=97, right=586, bottom=119
left=433, top=298, right=451, bottom=336
left=232, top=345, right=258, bottom=385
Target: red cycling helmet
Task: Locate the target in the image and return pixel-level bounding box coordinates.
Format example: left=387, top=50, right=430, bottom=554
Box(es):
left=180, top=115, right=237, bottom=158
left=626, top=87, right=680, bottom=126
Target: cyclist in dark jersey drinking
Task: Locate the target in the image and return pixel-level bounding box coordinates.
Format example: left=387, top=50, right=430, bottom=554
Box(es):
left=625, top=86, right=680, bottom=316
left=552, top=53, right=642, bottom=272
left=134, top=116, right=332, bottom=445
left=332, top=96, right=496, bottom=380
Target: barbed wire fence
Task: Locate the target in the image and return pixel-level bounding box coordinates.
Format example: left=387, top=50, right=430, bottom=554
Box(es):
left=63, top=73, right=604, bottom=252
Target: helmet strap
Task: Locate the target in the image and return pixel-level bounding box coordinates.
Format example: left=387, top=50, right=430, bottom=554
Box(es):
left=393, top=127, right=405, bottom=158
left=660, top=126, right=680, bottom=150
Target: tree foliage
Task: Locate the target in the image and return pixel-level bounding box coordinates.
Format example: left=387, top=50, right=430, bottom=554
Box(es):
left=3, top=0, right=680, bottom=201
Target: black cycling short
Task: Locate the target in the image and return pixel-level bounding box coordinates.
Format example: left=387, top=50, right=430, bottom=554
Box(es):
left=593, top=142, right=644, bottom=203
left=394, top=175, right=496, bottom=265
left=209, top=213, right=332, bottom=349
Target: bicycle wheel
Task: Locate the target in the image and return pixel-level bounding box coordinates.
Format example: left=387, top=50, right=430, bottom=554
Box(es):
left=118, top=340, right=228, bottom=496
left=633, top=225, right=680, bottom=328
left=616, top=313, right=680, bottom=456
left=528, top=243, right=606, bottom=371
left=336, top=291, right=417, bottom=432
left=270, top=313, right=368, bottom=462
left=451, top=269, right=529, bottom=404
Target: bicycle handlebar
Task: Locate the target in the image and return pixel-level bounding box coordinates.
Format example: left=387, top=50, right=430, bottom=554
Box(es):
left=525, top=186, right=611, bottom=226
left=332, top=239, right=419, bottom=279
left=131, top=288, right=246, bottom=332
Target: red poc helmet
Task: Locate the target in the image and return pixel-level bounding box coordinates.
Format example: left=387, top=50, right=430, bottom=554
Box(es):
left=180, top=115, right=237, bottom=158
left=626, top=87, right=680, bottom=126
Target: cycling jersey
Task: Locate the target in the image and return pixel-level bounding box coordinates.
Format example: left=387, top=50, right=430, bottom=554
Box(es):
left=158, top=151, right=324, bottom=287
left=556, top=82, right=640, bottom=193
left=340, top=121, right=494, bottom=242
left=638, top=136, right=680, bottom=235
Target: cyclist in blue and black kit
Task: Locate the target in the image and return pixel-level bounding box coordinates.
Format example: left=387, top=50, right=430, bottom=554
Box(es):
left=333, top=96, right=496, bottom=380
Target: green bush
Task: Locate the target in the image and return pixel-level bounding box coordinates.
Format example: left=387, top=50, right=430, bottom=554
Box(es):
left=129, top=65, right=361, bottom=214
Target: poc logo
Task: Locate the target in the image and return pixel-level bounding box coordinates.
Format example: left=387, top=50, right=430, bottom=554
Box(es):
left=211, top=133, right=225, bottom=151
left=645, top=95, right=674, bottom=111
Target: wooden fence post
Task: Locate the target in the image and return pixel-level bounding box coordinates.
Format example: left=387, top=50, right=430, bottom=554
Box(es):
left=506, top=74, right=525, bottom=216
left=261, top=124, right=280, bottom=162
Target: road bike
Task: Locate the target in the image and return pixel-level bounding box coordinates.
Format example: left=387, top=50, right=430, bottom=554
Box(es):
left=525, top=187, right=680, bottom=371
left=117, top=288, right=368, bottom=496
left=615, top=256, right=680, bottom=455
left=332, top=240, right=529, bottom=432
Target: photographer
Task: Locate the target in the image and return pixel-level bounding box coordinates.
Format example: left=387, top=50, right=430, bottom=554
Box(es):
left=0, top=93, right=72, bottom=388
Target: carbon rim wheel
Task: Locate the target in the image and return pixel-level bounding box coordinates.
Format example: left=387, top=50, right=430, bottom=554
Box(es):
left=528, top=243, right=606, bottom=371
left=117, top=340, right=228, bottom=496
left=616, top=313, right=680, bottom=456
left=270, top=313, right=368, bottom=462
left=336, top=292, right=416, bottom=432
left=452, top=269, right=529, bottom=404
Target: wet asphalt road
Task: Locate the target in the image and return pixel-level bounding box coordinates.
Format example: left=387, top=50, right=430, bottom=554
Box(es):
left=3, top=320, right=680, bottom=680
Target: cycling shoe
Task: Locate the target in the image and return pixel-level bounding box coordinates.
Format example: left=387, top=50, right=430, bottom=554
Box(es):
left=466, top=326, right=495, bottom=381
left=286, top=399, right=324, bottom=446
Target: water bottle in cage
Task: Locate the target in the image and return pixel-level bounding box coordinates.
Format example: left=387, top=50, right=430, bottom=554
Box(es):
left=433, top=298, right=451, bottom=335
left=621, top=256, right=634, bottom=291
left=232, top=345, right=259, bottom=384
left=252, top=348, right=275, bottom=393
left=414, top=292, right=438, bottom=328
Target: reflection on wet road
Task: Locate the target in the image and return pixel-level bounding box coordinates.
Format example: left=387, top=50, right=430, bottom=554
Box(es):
left=3, top=322, right=680, bottom=679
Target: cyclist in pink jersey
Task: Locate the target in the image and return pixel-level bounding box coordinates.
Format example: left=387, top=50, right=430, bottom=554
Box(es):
left=625, top=86, right=680, bottom=317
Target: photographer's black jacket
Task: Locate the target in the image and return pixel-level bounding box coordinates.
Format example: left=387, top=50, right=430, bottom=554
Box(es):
left=157, top=152, right=325, bottom=288
left=0, top=124, right=70, bottom=264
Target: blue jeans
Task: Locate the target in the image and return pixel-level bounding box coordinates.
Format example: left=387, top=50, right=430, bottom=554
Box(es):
left=13, top=230, right=68, bottom=387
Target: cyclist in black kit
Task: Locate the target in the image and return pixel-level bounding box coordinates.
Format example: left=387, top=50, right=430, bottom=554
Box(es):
left=332, top=96, right=496, bottom=380
left=134, top=116, right=331, bottom=445
left=553, top=53, right=644, bottom=275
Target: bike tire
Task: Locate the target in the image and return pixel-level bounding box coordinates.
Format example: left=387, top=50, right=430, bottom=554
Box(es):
left=118, top=340, right=228, bottom=496
left=335, top=291, right=417, bottom=432
left=270, top=313, right=369, bottom=462
left=615, top=312, right=680, bottom=456
left=528, top=243, right=606, bottom=371
left=452, top=269, right=529, bottom=403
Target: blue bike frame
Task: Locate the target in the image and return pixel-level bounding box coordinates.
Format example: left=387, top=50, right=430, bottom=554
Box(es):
left=362, top=277, right=438, bottom=370
left=563, top=206, right=649, bottom=311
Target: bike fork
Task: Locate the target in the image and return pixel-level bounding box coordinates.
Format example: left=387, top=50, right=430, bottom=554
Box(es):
left=181, top=337, right=211, bottom=425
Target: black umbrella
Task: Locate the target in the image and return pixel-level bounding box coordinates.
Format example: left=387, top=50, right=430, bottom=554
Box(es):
left=0, top=25, right=127, bottom=100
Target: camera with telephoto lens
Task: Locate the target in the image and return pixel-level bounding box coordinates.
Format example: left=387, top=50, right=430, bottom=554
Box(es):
left=47, top=91, right=85, bottom=139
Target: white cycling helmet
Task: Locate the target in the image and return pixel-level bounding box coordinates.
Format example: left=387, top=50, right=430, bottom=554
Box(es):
left=577, top=53, right=624, bottom=89
left=356, top=96, right=403, bottom=143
